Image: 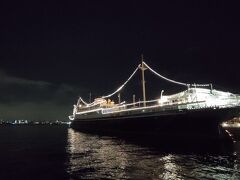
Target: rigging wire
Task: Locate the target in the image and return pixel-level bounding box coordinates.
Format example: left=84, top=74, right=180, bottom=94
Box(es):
left=101, top=64, right=141, bottom=99
left=78, top=97, right=88, bottom=105
left=142, top=61, right=189, bottom=87
left=80, top=61, right=212, bottom=103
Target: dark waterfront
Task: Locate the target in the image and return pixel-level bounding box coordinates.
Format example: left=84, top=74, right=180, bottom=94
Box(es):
left=1, top=125, right=240, bottom=179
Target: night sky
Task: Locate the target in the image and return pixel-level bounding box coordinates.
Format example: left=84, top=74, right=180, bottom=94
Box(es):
left=0, top=1, right=239, bottom=121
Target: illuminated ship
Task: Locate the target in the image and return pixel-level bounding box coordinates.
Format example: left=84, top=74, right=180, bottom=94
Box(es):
left=69, top=58, right=240, bottom=142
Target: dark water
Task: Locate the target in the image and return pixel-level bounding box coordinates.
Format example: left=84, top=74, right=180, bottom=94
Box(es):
left=1, top=126, right=240, bottom=179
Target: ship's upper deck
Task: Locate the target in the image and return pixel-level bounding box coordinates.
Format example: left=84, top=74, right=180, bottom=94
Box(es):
left=71, top=88, right=239, bottom=118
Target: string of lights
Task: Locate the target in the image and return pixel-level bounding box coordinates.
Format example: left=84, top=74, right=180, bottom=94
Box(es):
left=191, top=83, right=212, bottom=87
left=142, top=61, right=189, bottom=87
left=101, top=64, right=141, bottom=99
left=79, top=97, right=88, bottom=105
left=79, top=61, right=212, bottom=105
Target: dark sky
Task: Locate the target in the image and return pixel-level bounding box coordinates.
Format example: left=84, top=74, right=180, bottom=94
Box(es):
left=0, top=0, right=239, bottom=121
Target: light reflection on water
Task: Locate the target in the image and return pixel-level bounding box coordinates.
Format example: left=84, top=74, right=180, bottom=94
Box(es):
left=66, top=128, right=240, bottom=179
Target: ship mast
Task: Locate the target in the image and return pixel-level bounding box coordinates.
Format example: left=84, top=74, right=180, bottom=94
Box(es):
left=139, top=54, right=147, bottom=107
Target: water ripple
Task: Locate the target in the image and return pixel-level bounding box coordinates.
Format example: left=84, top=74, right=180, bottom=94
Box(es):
left=66, top=128, right=240, bottom=180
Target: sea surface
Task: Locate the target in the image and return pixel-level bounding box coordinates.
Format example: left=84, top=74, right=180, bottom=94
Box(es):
left=1, top=125, right=240, bottom=179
